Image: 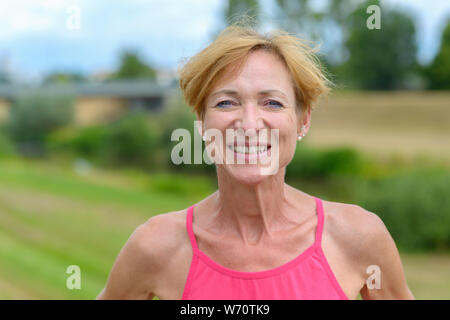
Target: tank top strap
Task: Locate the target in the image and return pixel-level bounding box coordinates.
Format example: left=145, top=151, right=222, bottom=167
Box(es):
left=186, top=205, right=199, bottom=251
left=313, top=196, right=325, bottom=247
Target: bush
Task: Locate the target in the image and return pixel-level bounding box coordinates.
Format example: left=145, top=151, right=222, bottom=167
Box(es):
left=69, top=126, right=109, bottom=158
left=47, top=110, right=163, bottom=169
left=7, top=91, right=74, bottom=156
left=353, top=166, right=450, bottom=251
left=98, top=110, right=162, bottom=169
left=286, top=145, right=367, bottom=179
left=46, top=125, right=109, bottom=160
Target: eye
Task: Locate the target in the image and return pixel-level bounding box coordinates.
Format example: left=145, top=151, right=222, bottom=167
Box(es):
left=266, top=100, right=284, bottom=108
left=215, top=100, right=235, bottom=108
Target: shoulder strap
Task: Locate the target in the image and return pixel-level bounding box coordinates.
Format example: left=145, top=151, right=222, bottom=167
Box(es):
left=186, top=205, right=199, bottom=251
left=314, top=197, right=325, bottom=247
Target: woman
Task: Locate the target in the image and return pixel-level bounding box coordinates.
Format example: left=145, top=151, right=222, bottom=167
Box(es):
left=97, top=25, right=414, bottom=300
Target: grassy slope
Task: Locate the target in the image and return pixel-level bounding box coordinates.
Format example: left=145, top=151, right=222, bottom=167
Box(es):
left=0, top=157, right=208, bottom=299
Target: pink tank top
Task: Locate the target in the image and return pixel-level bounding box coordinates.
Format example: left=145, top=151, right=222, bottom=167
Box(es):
left=181, top=196, right=349, bottom=300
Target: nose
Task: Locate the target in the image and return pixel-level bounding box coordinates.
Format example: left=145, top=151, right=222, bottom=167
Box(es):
left=235, top=101, right=265, bottom=133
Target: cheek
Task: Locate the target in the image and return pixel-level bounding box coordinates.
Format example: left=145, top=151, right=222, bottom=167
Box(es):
left=203, top=111, right=234, bottom=130
left=278, top=114, right=299, bottom=162
left=276, top=113, right=298, bottom=141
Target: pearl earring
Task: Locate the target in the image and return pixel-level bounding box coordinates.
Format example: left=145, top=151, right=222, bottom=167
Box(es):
left=202, top=135, right=206, bottom=141
left=298, top=126, right=306, bottom=141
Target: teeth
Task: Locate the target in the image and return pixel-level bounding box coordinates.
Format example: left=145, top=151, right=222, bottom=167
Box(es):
left=231, top=145, right=268, bottom=154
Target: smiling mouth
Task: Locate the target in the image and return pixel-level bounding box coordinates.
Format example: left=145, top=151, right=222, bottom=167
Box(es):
left=227, top=144, right=271, bottom=155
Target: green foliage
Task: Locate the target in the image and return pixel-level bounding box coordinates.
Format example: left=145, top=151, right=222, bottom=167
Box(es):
left=341, top=0, right=417, bottom=89
left=47, top=111, right=162, bottom=169
left=68, top=126, right=109, bottom=158
left=274, top=0, right=361, bottom=64
left=6, top=91, right=74, bottom=156
left=273, top=0, right=426, bottom=89
left=46, top=125, right=109, bottom=159
left=353, top=166, right=450, bottom=251
left=110, top=49, right=157, bottom=80
left=425, top=20, right=450, bottom=89
left=276, top=0, right=333, bottom=41
left=99, top=111, right=161, bottom=168
left=286, top=144, right=367, bottom=179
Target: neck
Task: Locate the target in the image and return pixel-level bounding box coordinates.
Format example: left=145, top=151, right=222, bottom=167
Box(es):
left=211, top=166, right=298, bottom=246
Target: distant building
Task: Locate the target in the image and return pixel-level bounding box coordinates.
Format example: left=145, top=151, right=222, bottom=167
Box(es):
left=0, top=80, right=176, bottom=126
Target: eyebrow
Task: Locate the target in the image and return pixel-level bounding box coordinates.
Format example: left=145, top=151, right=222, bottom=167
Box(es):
left=210, top=89, right=288, bottom=99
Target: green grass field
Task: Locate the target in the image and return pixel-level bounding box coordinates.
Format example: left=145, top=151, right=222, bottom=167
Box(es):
left=0, top=157, right=211, bottom=299
left=0, top=156, right=449, bottom=299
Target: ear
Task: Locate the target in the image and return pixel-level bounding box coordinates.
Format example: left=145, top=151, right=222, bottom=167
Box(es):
left=297, top=107, right=312, bottom=136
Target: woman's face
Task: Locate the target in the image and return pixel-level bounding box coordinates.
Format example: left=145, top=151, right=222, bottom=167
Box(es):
left=202, top=49, right=310, bottom=185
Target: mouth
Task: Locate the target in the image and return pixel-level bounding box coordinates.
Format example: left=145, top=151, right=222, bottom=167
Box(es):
left=226, top=144, right=272, bottom=155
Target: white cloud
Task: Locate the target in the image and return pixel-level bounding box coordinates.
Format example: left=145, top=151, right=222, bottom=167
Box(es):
left=0, top=0, right=87, bottom=38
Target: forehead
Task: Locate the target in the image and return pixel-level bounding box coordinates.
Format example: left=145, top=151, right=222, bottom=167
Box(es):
left=213, top=50, right=294, bottom=93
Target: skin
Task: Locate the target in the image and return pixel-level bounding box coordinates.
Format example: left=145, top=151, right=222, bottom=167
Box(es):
left=97, top=50, right=414, bottom=300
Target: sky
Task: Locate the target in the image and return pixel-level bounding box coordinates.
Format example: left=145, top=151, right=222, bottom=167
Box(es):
left=0, top=0, right=449, bottom=82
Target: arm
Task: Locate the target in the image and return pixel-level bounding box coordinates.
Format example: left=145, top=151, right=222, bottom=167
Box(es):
left=357, top=209, right=414, bottom=300
left=96, top=216, right=167, bottom=300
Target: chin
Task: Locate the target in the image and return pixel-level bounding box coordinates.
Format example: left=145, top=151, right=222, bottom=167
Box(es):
left=225, top=164, right=271, bottom=186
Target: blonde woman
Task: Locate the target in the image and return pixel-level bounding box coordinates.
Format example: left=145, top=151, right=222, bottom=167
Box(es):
left=97, top=25, right=414, bottom=300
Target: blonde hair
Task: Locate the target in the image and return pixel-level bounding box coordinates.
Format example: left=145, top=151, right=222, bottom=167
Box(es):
left=177, top=23, right=332, bottom=121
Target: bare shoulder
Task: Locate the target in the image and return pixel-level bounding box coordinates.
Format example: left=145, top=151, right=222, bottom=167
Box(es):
left=322, top=200, right=389, bottom=254
left=322, top=199, right=414, bottom=299
left=136, top=209, right=188, bottom=259
left=97, top=209, right=188, bottom=299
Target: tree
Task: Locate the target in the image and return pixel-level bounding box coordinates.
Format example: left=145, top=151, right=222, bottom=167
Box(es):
left=224, top=0, right=261, bottom=26
left=341, top=0, right=417, bottom=90
left=274, top=0, right=361, bottom=64
left=273, top=0, right=421, bottom=90
left=425, top=20, right=450, bottom=89
left=110, top=49, right=157, bottom=80
left=208, top=0, right=261, bottom=40
left=7, top=91, right=74, bottom=156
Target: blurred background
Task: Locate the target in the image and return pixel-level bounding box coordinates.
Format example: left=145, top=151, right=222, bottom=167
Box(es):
left=0, top=0, right=449, bottom=300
